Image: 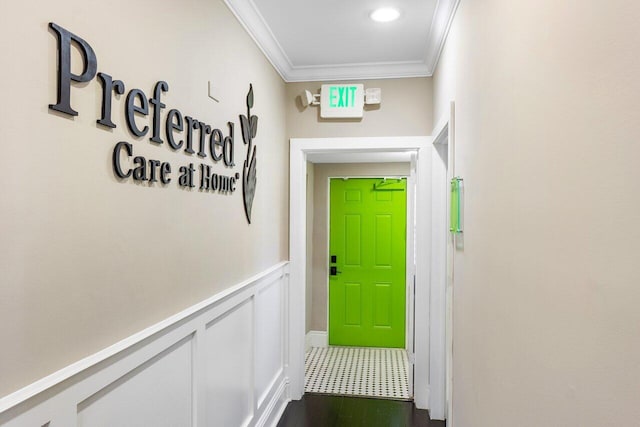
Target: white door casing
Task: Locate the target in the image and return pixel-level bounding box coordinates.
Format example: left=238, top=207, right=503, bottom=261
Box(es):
left=288, top=136, right=440, bottom=412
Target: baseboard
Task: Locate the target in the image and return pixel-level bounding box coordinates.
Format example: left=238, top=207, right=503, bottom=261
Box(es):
left=257, top=377, right=290, bottom=427
left=305, top=330, right=328, bottom=350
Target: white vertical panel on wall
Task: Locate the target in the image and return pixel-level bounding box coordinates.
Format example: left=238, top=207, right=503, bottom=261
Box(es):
left=204, top=300, right=254, bottom=427
left=0, top=263, right=289, bottom=427
left=77, top=336, right=194, bottom=427
left=255, top=279, right=283, bottom=407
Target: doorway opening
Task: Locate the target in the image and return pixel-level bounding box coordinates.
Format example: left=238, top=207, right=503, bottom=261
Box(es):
left=305, top=173, right=411, bottom=400
left=289, top=136, right=442, bottom=414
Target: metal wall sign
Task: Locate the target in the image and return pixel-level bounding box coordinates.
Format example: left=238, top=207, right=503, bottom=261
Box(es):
left=48, top=22, right=258, bottom=223
left=239, top=85, right=258, bottom=223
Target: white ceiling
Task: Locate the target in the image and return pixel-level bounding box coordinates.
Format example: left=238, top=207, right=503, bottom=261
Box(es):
left=224, top=0, right=460, bottom=82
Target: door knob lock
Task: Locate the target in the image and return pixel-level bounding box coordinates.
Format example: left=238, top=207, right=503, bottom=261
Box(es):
left=330, top=266, right=341, bottom=276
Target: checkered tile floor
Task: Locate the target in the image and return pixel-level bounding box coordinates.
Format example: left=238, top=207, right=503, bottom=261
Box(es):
left=305, top=347, right=411, bottom=400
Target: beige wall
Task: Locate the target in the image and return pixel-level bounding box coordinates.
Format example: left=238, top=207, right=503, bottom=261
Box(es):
left=309, top=163, right=410, bottom=332
left=0, top=0, right=288, bottom=397
left=286, top=78, right=433, bottom=138
left=434, top=1, right=640, bottom=425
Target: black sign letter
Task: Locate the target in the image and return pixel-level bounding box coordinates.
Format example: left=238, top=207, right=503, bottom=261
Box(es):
left=150, top=81, right=169, bottom=144
left=48, top=22, right=98, bottom=116
left=112, top=141, right=133, bottom=178
left=125, top=89, right=150, bottom=137
left=97, top=72, right=125, bottom=128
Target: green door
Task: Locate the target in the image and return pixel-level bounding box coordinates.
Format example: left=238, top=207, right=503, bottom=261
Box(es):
left=329, top=178, right=406, bottom=348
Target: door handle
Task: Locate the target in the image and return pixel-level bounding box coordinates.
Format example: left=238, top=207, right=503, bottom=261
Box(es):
left=330, top=266, right=341, bottom=276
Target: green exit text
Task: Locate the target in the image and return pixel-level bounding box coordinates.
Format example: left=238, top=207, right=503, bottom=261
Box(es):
left=328, top=86, right=357, bottom=108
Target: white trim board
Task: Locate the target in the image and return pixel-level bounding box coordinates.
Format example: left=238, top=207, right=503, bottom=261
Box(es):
left=429, top=102, right=456, bottom=424
left=305, top=331, right=328, bottom=351
left=289, top=136, right=440, bottom=412
left=0, top=263, right=290, bottom=427
left=429, top=120, right=449, bottom=421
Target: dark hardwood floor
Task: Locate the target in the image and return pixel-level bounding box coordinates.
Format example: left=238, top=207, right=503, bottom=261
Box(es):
left=277, top=394, right=446, bottom=427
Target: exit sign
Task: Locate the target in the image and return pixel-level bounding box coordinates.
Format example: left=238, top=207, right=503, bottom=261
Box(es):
left=320, top=84, right=364, bottom=118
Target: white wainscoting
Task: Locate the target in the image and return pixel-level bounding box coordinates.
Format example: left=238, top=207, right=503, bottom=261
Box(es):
left=0, top=262, right=290, bottom=427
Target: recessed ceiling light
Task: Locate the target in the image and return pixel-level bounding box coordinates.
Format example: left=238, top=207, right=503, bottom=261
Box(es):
left=370, top=7, right=400, bottom=23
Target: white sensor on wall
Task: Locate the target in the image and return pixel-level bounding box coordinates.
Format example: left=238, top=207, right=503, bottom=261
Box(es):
left=301, top=90, right=320, bottom=107
left=365, top=88, right=382, bottom=105
left=208, top=81, right=220, bottom=102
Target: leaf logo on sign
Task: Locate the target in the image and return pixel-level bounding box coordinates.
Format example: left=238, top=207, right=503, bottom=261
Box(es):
left=239, top=84, right=258, bottom=224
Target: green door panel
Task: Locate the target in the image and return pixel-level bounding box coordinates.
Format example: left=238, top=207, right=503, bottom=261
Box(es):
left=344, top=283, right=362, bottom=325
left=329, top=178, right=406, bottom=348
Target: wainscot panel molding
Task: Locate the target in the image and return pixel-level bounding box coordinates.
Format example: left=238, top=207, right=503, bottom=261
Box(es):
left=0, top=262, right=290, bottom=427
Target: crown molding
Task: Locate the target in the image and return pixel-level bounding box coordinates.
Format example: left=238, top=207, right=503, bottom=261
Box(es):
left=222, top=0, right=294, bottom=79
left=223, top=0, right=460, bottom=82
left=424, top=0, right=461, bottom=74
left=285, top=61, right=430, bottom=82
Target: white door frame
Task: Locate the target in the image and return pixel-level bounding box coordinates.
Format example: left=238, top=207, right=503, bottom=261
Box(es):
left=430, top=101, right=455, bottom=423
left=429, top=110, right=451, bottom=421
left=288, top=136, right=439, bottom=411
